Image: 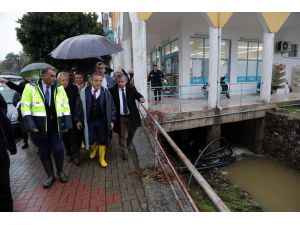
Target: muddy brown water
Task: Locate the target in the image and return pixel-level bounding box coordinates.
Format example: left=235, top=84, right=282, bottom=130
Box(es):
left=222, top=158, right=300, bottom=211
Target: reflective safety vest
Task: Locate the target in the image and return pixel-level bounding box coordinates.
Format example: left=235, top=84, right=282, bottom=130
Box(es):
left=21, top=80, right=72, bottom=134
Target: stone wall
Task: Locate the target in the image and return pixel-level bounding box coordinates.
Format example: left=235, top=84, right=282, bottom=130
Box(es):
left=264, top=109, right=300, bottom=169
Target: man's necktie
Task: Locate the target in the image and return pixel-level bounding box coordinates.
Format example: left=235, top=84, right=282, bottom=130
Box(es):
left=45, top=85, right=50, bottom=106
left=121, top=88, right=128, bottom=115
left=93, top=89, right=97, bottom=99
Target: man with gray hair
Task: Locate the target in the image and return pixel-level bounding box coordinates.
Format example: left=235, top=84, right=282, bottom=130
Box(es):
left=109, top=74, right=145, bottom=160
left=21, top=68, right=72, bottom=188
left=57, top=72, right=81, bottom=166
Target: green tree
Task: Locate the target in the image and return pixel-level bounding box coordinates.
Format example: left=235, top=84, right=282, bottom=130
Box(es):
left=0, top=52, right=29, bottom=74
left=16, top=12, right=106, bottom=71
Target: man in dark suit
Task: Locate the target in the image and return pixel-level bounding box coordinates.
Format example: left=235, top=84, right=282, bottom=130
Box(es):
left=21, top=68, right=72, bottom=188
left=75, top=72, right=116, bottom=167
left=0, top=109, right=17, bottom=211
left=109, top=74, right=145, bottom=160
left=58, top=72, right=81, bottom=166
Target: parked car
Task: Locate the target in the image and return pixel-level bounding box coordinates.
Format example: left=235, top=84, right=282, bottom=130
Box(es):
left=0, top=74, right=23, bottom=82
left=0, top=83, right=21, bottom=131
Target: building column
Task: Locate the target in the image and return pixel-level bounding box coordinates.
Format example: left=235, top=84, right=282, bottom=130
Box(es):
left=260, top=32, right=274, bottom=103
left=129, top=12, right=148, bottom=108
left=178, top=21, right=191, bottom=99
left=208, top=26, right=221, bottom=109
left=206, top=125, right=221, bottom=149
left=254, top=118, right=265, bottom=155
left=123, top=38, right=132, bottom=72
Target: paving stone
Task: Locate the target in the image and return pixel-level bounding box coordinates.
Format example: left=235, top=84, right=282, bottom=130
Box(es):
left=131, top=199, right=142, bottom=212
left=10, top=135, right=147, bottom=212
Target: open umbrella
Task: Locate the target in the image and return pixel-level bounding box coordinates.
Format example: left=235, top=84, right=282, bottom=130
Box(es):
left=50, top=34, right=123, bottom=60
left=20, top=62, right=55, bottom=78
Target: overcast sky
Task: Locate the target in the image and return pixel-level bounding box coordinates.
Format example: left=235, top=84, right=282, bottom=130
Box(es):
left=0, top=12, right=24, bottom=60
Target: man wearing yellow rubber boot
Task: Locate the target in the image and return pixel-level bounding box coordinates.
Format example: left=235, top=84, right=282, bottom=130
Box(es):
left=75, top=70, right=116, bottom=167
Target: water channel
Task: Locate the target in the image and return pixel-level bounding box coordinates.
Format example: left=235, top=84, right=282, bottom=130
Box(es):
left=222, top=158, right=300, bottom=211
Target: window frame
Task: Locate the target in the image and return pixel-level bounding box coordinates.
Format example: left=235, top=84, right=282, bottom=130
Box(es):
left=237, top=40, right=262, bottom=82
left=190, top=36, right=231, bottom=84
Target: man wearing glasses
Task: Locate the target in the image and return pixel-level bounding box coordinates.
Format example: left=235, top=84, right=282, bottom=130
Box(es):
left=95, top=62, right=115, bottom=89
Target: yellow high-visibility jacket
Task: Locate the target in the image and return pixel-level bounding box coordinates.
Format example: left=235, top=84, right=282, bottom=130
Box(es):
left=21, top=79, right=72, bottom=137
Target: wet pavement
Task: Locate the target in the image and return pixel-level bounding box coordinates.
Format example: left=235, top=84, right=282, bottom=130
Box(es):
left=10, top=135, right=148, bottom=212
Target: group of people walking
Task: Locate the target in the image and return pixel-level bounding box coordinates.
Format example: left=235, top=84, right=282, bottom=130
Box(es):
left=0, top=61, right=144, bottom=211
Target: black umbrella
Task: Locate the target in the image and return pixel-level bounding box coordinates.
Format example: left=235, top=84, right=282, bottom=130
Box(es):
left=50, top=34, right=123, bottom=60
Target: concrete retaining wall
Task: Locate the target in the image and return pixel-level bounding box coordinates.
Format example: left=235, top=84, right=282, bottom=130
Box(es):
left=263, top=110, right=300, bottom=169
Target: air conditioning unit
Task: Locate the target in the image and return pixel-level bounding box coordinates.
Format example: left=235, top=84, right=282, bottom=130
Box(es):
left=276, top=41, right=292, bottom=52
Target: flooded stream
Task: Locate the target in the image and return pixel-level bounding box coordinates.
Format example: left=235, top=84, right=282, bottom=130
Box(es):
left=222, top=158, right=300, bottom=211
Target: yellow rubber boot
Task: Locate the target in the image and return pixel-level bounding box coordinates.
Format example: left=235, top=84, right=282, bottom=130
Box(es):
left=99, top=145, right=107, bottom=168
left=89, top=143, right=98, bottom=159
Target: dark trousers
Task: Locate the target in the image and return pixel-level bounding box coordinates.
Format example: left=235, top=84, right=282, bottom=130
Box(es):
left=0, top=149, right=13, bottom=212
left=22, top=131, right=28, bottom=145
left=33, top=125, right=65, bottom=161
left=118, top=116, right=136, bottom=155
left=153, top=88, right=162, bottom=101
left=88, top=118, right=107, bottom=145
left=62, top=128, right=81, bottom=159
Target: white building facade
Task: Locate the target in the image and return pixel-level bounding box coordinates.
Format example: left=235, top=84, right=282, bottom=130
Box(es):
left=110, top=12, right=299, bottom=109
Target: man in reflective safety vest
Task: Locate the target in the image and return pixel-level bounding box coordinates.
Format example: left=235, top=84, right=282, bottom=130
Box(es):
left=21, top=68, right=72, bottom=188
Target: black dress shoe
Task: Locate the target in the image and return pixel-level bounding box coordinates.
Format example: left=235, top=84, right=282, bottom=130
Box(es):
left=65, top=155, right=72, bottom=163
left=73, top=158, right=81, bottom=166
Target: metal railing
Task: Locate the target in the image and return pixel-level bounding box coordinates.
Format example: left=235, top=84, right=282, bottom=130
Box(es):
left=147, top=81, right=263, bottom=112
left=220, top=82, right=262, bottom=107
left=138, top=102, right=230, bottom=212
left=148, top=83, right=208, bottom=112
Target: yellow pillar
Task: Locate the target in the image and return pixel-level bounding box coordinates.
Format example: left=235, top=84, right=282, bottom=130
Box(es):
left=260, top=12, right=291, bottom=32
left=137, top=12, right=153, bottom=21
left=111, top=12, right=120, bottom=30
left=206, top=12, right=233, bottom=28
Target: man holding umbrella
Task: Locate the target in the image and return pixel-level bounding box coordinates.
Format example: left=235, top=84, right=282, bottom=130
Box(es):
left=21, top=67, right=72, bottom=188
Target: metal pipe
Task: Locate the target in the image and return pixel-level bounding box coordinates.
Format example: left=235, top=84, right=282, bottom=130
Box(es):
left=139, top=103, right=230, bottom=212
left=139, top=109, right=199, bottom=212
left=139, top=111, right=186, bottom=211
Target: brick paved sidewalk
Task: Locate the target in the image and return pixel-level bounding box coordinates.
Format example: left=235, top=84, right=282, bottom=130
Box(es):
left=10, top=135, right=148, bottom=212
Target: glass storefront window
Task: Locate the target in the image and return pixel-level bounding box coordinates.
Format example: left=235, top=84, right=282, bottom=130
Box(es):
left=238, top=41, right=248, bottom=60
left=248, top=42, right=259, bottom=60
left=190, top=38, right=203, bottom=58
left=204, top=39, right=210, bottom=59
left=165, top=44, right=171, bottom=55
left=221, top=40, right=230, bottom=59
left=171, top=40, right=179, bottom=53
left=258, top=42, right=263, bottom=60
left=190, top=37, right=231, bottom=84
left=237, top=40, right=263, bottom=82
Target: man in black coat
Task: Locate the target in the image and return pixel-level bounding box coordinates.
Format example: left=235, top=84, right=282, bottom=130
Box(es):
left=109, top=74, right=145, bottom=160
left=58, top=72, right=82, bottom=166
left=0, top=93, right=7, bottom=115
left=0, top=109, right=17, bottom=211
left=147, top=64, right=164, bottom=104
